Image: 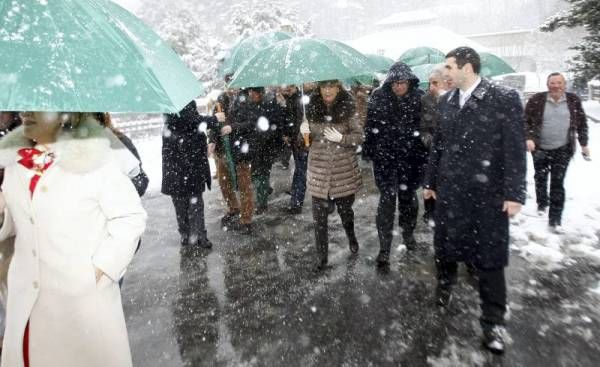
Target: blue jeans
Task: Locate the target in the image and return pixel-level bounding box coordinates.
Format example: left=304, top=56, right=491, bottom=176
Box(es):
left=290, top=148, right=308, bottom=208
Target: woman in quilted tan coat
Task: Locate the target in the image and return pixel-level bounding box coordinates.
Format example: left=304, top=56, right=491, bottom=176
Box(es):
left=300, top=80, right=364, bottom=271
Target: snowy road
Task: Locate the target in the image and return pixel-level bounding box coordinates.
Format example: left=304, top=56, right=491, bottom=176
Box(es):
left=121, top=137, right=600, bottom=366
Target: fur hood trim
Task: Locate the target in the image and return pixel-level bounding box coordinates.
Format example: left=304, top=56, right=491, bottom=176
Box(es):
left=0, top=117, right=113, bottom=174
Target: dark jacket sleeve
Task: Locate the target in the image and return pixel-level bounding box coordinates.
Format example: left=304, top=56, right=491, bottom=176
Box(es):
left=501, top=89, right=527, bottom=204
left=524, top=93, right=544, bottom=142
left=572, top=94, right=589, bottom=147
left=423, top=121, right=444, bottom=191
left=363, top=93, right=382, bottom=159
left=118, top=134, right=149, bottom=197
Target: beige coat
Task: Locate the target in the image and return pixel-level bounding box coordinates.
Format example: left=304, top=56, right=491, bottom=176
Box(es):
left=306, top=90, right=364, bottom=199
left=0, top=120, right=147, bottom=367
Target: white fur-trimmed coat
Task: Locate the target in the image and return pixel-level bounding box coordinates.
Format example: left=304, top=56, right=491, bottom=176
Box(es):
left=0, top=119, right=147, bottom=367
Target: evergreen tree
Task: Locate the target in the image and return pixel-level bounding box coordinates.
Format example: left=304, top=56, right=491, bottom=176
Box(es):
left=541, top=0, right=600, bottom=85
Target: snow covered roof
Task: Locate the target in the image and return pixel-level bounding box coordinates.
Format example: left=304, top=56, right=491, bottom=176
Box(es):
left=347, top=25, right=487, bottom=60
left=466, top=29, right=535, bottom=39
left=375, top=10, right=438, bottom=27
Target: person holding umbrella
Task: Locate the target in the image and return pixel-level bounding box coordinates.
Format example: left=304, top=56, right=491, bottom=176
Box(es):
left=0, top=112, right=146, bottom=367
left=300, top=80, right=363, bottom=271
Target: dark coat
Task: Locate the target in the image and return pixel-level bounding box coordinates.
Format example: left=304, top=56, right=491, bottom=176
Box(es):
left=161, top=101, right=218, bottom=196
left=117, top=133, right=149, bottom=197
left=363, top=62, right=428, bottom=187
left=524, top=91, right=588, bottom=154
left=227, top=91, right=283, bottom=171
left=208, top=91, right=234, bottom=157
left=424, top=79, right=527, bottom=269
left=420, top=92, right=442, bottom=149
left=280, top=90, right=305, bottom=149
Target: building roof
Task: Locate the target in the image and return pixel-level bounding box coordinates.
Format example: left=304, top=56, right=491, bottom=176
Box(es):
left=347, top=25, right=487, bottom=60
left=375, top=10, right=438, bottom=27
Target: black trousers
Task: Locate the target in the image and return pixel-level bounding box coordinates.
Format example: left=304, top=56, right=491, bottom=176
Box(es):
left=312, top=195, right=357, bottom=260
left=376, top=187, right=419, bottom=255
left=436, top=260, right=507, bottom=327
left=532, top=145, right=571, bottom=224
left=171, top=195, right=207, bottom=245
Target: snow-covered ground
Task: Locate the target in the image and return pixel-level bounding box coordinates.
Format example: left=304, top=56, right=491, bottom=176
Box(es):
left=511, top=103, right=600, bottom=297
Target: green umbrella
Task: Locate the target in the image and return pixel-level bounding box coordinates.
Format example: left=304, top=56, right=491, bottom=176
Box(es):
left=366, top=54, right=395, bottom=73
left=228, top=38, right=378, bottom=88
left=219, top=31, right=293, bottom=77
left=479, top=52, right=515, bottom=78
left=399, top=47, right=445, bottom=67
left=0, top=0, right=203, bottom=113
left=343, top=54, right=393, bottom=86
left=410, top=63, right=438, bottom=90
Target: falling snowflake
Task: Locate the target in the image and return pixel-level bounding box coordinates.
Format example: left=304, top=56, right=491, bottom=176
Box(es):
left=257, top=116, right=269, bottom=131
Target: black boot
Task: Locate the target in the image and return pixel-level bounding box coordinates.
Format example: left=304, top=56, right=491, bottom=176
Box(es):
left=376, top=251, right=390, bottom=266
left=197, top=231, right=213, bottom=249
left=482, top=324, right=507, bottom=354
left=435, top=283, right=453, bottom=307
left=343, top=220, right=359, bottom=254
left=313, top=238, right=329, bottom=272
left=376, top=234, right=392, bottom=266
left=402, top=230, right=417, bottom=251
left=221, top=211, right=240, bottom=227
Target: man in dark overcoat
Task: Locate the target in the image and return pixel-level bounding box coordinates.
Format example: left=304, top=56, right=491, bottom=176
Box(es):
left=423, top=47, right=526, bottom=354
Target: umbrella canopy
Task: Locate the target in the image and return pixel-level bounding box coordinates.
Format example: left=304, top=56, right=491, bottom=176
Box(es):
left=366, top=54, right=395, bottom=73
left=399, top=47, right=445, bottom=67
left=479, top=52, right=516, bottom=78
left=228, top=38, right=378, bottom=88
left=219, top=31, right=293, bottom=77
left=409, top=63, right=438, bottom=90
left=0, top=0, right=203, bottom=113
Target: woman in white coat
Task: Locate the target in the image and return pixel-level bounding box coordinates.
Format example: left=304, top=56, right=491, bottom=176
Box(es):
left=0, top=112, right=147, bottom=367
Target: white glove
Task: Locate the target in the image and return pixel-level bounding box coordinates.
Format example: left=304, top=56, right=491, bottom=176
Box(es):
left=215, top=112, right=226, bottom=123
left=300, top=119, right=310, bottom=134
left=323, top=127, right=343, bottom=143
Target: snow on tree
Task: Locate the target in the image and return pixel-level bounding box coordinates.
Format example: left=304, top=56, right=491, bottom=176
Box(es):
left=135, top=0, right=311, bottom=91
left=220, top=0, right=311, bottom=42
left=541, top=0, right=600, bottom=86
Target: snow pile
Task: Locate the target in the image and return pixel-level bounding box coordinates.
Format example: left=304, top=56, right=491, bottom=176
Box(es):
left=583, top=101, right=600, bottom=122
left=509, top=120, right=600, bottom=269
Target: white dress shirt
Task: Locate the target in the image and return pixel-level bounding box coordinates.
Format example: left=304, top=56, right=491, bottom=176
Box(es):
left=459, top=77, right=482, bottom=108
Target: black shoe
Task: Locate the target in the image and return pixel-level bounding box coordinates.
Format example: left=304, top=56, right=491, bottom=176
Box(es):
left=403, top=232, right=417, bottom=251
left=482, top=325, right=507, bottom=354
left=313, top=258, right=328, bottom=272
left=375, top=252, right=390, bottom=266
left=221, top=212, right=240, bottom=227
left=287, top=206, right=302, bottom=214
left=198, top=238, right=213, bottom=249
left=180, top=237, right=190, bottom=246
left=349, top=238, right=359, bottom=254
left=255, top=205, right=268, bottom=215
left=537, top=205, right=548, bottom=215
left=268, top=186, right=274, bottom=196
left=435, top=284, right=453, bottom=307
left=240, top=223, right=253, bottom=235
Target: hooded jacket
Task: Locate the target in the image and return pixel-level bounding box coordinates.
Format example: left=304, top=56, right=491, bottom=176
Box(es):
left=363, top=62, right=426, bottom=163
